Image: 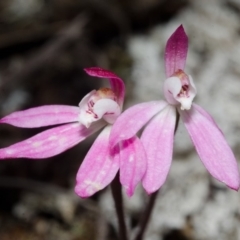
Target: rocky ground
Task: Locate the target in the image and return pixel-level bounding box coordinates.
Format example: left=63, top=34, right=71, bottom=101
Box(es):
left=0, top=0, right=240, bottom=239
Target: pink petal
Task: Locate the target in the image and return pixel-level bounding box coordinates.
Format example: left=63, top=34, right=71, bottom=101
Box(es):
left=165, top=25, right=188, bottom=77
left=84, top=67, right=125, bottom=108
left=110, top=101, right=168, bottom=147
left=180, top=105, right=240, bottom=190
left=0, top=122, right=104, bottom=159
left=0, top=105, right=80, bottom=128
left=75, top=125, right=119, bottom=198
left=142, top=105, right=176, bottom=194
left=119, top=137, right=147, bottom=197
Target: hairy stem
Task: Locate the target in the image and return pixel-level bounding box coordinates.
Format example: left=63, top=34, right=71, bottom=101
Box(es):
left=134, top=191, right=158, bottom=240
left=135, top=110, right=180, bottom=240
left=111, top=172, right=128, bottom=240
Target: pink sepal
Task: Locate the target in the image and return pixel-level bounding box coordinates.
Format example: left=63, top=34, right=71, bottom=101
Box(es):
left=84, top=67, right=125, bottom=109
left=0, top=122, right=104, bottom=159
left=0, top=105, right=80, bottom=128
left=165, top=25, right=188, bottom=77
left=192, top=104, right=222, bottom=132
left=180, top=105, right=240, bottom=190
left=110, top=101, right=168, bottom=147
left=119, top=137, right=147, bottom=197
left=75, top=125, right=119, bottom=198
left=142, top=105, right=176, bottom=194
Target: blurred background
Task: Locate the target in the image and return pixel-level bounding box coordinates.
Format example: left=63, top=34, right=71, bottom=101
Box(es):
left=0, top=0, right=240, bottom=239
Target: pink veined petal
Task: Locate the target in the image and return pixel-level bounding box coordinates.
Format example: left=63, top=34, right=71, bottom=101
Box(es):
left=180, top=105, right=240, bottom=190
left=110, top=101, right=168, bottom=147
left=119, top=137, right=147, bottom=197
left=84, top=67, right=125, bottom=109
left=75, top=125, right=120, bottom=198
left=79, top=98, right=121, bottom=128
left=142, top=105, right=176, bottom=194
left=0, top=105, right=80, bottom=128
left=78, top=90, right=96, bottom=109
left=165, top=25, right=188, bottom=78
left=0, top=121, right=105, bottom=159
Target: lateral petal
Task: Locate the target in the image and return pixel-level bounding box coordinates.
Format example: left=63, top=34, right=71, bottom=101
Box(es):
left=110, top=101, right=168, bottom=147
left=0, top=105, right=80, bottom=128
left=180, top=105, right=240, bottom=190
left=192, top=103, right=220, bottom=129
left=142, top=105, right=176, bottom=194
left=75, top=125, right=119, bottom=198
left=84, top=67, right=125, bottom=109
left=165, top=25, right=188, bottom=78
left=0, top=121, right=104, bottom=159
left=119, top=137, right=147, bottom=197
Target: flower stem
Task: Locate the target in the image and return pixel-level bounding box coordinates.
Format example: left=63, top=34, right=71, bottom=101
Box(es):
left=111, top=172, right=128, bottom=240
left=135, top=110, right=180, bottom=240
left=174, top=109, right=180, bottom=134
left=134, top=191, right=159, bottom=240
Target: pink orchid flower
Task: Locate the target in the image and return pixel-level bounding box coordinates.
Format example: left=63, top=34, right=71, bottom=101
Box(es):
left=110, top=25, right=240, bottom=194
left=0, top=67, right=147, bottom=197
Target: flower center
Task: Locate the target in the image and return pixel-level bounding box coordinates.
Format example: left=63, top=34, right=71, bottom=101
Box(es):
left=86, top=88, right=117, bottom=118
left=79, top=88, right=121, bottom=128
left=164, top=69, right=197, bottom=110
